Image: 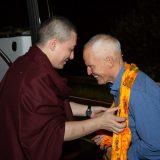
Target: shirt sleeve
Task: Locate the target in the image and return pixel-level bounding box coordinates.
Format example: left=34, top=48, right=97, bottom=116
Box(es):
left=128, top=90, right=160, bottom=159
left=19, top=75, right=67, bottom=160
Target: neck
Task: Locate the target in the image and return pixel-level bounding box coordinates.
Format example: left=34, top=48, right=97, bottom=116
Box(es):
left=112, top=60, right=124, bottom=82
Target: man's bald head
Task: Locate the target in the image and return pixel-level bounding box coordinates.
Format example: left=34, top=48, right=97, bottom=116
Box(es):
left=83, top=34, right=122, bottom=60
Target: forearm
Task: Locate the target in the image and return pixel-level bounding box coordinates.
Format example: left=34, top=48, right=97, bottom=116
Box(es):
left=64, top=118, right=101, bottom=141
left=70, top=101, right=87, bottom=116
left=64, top=107, right=126, bottom=141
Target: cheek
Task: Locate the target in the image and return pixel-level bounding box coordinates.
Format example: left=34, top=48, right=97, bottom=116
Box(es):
left=58, top=52, right=66, bottom=61
left=62, top=51, right=69, bottom=59
left=93, top=66, right=102, bottom=74
left=97, top=68, right=107, bottom=78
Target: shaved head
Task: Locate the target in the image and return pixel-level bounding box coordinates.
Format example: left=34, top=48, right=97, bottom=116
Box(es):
left=84, top=34, right=122, bottom=60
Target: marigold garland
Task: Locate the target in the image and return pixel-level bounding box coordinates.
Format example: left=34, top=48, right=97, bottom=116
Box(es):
left=100, top=63, right=138, bottom=160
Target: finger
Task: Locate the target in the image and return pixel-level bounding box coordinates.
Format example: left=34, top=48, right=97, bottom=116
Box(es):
left=113, top=127, right=125, bottom=134
left=91, top=136, right=98, bottom=141
left=115, top=116, right=126, bottom=122
left=114, top=121, right=126, bottom=129
left=91, top=135, right=104, bottom=141
left=112, top=123, right=126, bottom=134
left=106, top=107, right=118, bottom=113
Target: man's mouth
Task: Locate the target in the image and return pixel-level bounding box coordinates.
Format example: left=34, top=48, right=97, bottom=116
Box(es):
left=93, top=75, right=99, bottom=79
left=64, top=59, right=69, bottom=64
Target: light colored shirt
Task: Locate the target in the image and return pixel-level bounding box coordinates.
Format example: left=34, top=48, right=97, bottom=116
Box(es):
left=110, top=66, right=160, bottom=160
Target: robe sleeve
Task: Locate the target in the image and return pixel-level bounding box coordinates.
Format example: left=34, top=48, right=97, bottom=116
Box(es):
left=19, top=74, right=68, bottom=160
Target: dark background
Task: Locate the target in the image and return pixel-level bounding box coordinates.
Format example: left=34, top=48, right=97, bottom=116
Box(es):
left=0, top=0, right=160, bottom=81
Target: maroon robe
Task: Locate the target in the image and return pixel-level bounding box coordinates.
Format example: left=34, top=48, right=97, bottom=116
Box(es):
left=0, top=45, right=80, bottom=160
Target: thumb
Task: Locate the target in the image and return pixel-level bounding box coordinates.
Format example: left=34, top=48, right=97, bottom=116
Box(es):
left=106, top=107, right=118, bottom=113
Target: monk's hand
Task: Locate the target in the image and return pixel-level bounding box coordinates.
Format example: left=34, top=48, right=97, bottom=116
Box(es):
left=90, top=106, right=107, bottom=118
left=99, top=107, right=126, bottom=134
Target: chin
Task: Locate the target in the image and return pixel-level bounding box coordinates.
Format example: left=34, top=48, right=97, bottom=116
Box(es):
left=56, top=65, right=64, bottom=69
left=60, top=63, right=65, bottom=68
left=97, top=80, right=105, bottom=85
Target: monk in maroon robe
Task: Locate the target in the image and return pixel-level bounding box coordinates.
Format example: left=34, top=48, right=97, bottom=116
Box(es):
left=0, top=16, right=126, bottom=160
left=0, top=45, right=80, bottom=160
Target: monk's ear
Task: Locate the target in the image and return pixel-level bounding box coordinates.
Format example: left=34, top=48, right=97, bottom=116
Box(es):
left=48, top=38, right=57, bottom=51
left=105, top=56, right=114, bottom=68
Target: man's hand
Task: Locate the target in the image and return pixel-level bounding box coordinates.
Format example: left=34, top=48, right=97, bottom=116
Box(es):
left=92, top=135, right=112, bottom=160
left=92, top=135, right=106, bottom=146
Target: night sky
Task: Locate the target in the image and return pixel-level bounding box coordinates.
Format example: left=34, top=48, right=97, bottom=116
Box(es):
left=0, top=0, right=138, bottom=40
left=46, top=0, right=139, bottom=76
left=0, top=0, right=160, bottom=80
left=0, top=0, right=137, bottom=71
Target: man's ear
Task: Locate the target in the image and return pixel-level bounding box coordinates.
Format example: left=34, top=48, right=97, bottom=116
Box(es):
left=48, top=38, right=57, bottom=51
left=105, top=56, right=114, bottom=68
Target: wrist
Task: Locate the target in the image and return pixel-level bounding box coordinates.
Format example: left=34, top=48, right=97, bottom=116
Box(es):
left=86, top=105, right=92, bottom=118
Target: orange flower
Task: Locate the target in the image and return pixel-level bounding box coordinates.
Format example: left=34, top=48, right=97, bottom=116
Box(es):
left=100, top=135, right=113, bottom=147
left=99, top=63, right=138, bottom=160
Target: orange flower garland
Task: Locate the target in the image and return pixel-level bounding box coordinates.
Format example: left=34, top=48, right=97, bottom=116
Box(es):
left=100, top=63, right=138, bottom=160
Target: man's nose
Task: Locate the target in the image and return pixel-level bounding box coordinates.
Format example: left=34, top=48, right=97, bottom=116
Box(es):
left=87, top=67, right=92, bottom=75
left=69, top=52, right=74, bottom=60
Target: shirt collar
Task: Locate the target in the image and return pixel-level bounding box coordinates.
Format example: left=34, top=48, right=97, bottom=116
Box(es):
left=110, top=66, right=125, bottom=96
